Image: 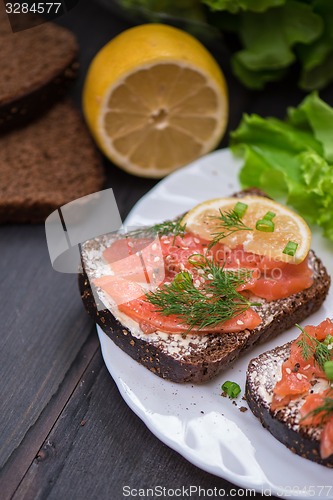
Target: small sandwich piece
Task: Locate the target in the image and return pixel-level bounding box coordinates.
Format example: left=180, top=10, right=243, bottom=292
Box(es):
left=0, top=101, right=105, bottom=223
left=0, top=12, right=78, bottom=132
left=80, top=192, right=330, bottom=383
left=246, top=319, right=333, bottom=467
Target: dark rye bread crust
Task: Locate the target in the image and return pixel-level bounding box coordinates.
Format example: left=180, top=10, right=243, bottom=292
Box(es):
left=246, top=344, right=333, bottom=467
left=79, top=191, right=330, bottom=384
left=0, top=12, right=78, bottom=132
left=0, top=100, right=105, bottom=223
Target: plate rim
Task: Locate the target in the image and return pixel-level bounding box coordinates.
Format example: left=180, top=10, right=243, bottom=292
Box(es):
left=98, top=148, right=333, bottom=499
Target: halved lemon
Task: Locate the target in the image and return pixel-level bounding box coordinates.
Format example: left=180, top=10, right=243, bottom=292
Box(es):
left=83, top=24, right=228, bottom=178
left=182, top=196, right=312, bottom=263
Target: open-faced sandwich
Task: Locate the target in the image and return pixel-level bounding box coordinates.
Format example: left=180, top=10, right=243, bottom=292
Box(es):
left=80, top=189, right=330, bottom=383
left=246, top=318, right=333, bottom=467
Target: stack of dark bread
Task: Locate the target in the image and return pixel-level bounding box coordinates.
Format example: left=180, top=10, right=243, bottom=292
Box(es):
left=0, top=11, right=104, bottom=223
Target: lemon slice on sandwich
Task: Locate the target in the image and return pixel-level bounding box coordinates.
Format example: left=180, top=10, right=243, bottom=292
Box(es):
left=182, top=196, right=312, bottom=264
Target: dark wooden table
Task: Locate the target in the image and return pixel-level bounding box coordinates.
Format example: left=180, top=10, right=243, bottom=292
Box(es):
left=1, top=2, right=333, bottom=499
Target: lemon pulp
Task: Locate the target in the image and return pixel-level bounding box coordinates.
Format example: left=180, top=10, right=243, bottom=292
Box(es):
left=83, top=24, right=228, bottom=178
left=182, top=196, right=312, bottom=264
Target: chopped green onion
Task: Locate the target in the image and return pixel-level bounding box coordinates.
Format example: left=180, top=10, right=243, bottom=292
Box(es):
left=283, top=241, right=298, bottom=256
left=222, top=381, right=241, bottom=398
left=255, top=210, right=276, bottom=232
left=173, top=271, right=192, bottom=290
left=255, top=219, right=275, bottom=232
left=324, top=361, right=333, bottom=380
left=324, top=335, right=333, bottom=346
left=263, top=211, right=276, bottom=221
left=234, top=202, right=248, bottom=218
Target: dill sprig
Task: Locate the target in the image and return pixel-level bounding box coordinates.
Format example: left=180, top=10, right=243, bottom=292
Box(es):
left=208, top=208, right=252, bottom=249
left=150, top=218, right=187, bottom=238
left=129, top=218, right=187, bottom=241
left=296, top=324, right=332, bottom=370
left=301, top=391, right=333, bottom=425
left=145, top=255, right=261, bottom=331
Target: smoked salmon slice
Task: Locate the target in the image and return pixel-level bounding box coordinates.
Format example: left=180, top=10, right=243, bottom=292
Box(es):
left=321, top=417, right=333, bottom=460
left=94, top=232, right=313, bottom=335
left=271, top=320, right=333, bottom=459
left=93, top=275, right=261, bottom=334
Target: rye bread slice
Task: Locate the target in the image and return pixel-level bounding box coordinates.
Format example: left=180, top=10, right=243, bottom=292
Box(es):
left=79, top=191, right=330, bottom=384
left=0, top=100, right=105, bottom=223
left=246, top=343, right=333, bottom=467
left=0, top=11, right=78, bottom=132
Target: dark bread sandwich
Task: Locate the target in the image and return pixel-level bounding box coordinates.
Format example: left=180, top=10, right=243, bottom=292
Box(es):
left=0, top=10, right=78, bottom=132
left=246, top=319, right=333, bottom=467
left=79, top=190, right=330, bottom=383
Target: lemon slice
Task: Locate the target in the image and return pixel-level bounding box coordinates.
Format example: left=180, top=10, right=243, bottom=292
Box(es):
left=83, top=24, right=228, bottom=178
left=182, top=196, right=312, bottom=263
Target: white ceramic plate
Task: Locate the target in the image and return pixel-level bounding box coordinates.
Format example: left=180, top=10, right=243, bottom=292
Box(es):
left=98, top=149, right=333, bottom=499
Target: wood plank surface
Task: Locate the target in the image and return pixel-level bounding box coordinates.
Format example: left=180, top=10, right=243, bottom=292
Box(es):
left=0, top=225, right=93, bottom=468
left=12, top=350, right=266, bottom=500
left=0, top=329, right=99, bottom=500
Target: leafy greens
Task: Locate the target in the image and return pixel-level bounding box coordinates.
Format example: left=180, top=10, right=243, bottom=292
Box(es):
left=205, top=0, right=328, bottom=90
left=231, top=92, right=333, bottom=240
left=117, top=0, right=333, bottom=90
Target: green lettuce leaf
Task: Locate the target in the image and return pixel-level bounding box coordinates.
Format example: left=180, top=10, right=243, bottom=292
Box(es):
left=239, top=3, right=321, bottom=69
left=203, top=0, right=285, bottom=13
left=231, top=57, right=286, bottom=89
left=204, top=0, right=331, bottom=90
left=231, top=92, right=333, bottom=240
left=288, top=92, right=333, bottom=162
left=231, top=113, right=322, bottom=155
left=297, top=0, right=333, bottom=90
left=300, top=53, right=333, bottom=91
